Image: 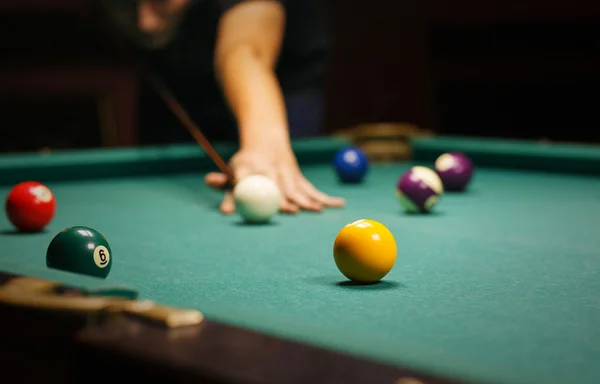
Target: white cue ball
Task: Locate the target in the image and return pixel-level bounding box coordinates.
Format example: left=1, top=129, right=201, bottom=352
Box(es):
left=233, top=174, right=281, bottom=223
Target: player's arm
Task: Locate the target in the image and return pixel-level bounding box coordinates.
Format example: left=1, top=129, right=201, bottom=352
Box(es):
left=213, top=0, right=289, bottom=153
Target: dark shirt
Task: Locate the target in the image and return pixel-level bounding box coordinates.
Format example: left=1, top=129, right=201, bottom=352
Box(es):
left=133, top=0, right=330, bottom=143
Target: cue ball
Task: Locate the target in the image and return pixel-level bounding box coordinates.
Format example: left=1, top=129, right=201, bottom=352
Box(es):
left=233, top=174, right=281, bottom=223
left=333, top=146, right=369, bottom=183
left=434, top=152, right=474, bottom=191
left=333, top=219, right=397, bottom=283
left=5, top=181, right=56, bottom=232
left=46, top=226, right=112, bottom=279
left=396, top=166, right=444, bottom=213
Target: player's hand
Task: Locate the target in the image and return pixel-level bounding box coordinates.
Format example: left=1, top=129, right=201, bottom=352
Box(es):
left=204, top=149, right=345, bottom=215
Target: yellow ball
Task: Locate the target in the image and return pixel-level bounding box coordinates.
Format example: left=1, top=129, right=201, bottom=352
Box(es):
left=333, top=219, right=397, bottom=283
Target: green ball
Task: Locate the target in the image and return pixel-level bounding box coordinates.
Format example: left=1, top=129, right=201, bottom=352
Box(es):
left=46, top=226, right=112, bottom=279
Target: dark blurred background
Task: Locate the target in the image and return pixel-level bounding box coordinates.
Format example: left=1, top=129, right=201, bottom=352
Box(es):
left=1, top=0, right=599, bottom=154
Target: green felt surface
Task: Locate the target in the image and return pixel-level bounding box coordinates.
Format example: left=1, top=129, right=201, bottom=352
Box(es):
left=1, top=137, right=600, bottom=384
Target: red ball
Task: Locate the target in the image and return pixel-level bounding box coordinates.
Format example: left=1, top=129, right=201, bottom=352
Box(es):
left=5, top=181, right=56, bottom=232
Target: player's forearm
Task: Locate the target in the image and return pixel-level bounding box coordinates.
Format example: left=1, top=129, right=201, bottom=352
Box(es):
left=216, top=45, right=291, bottom=153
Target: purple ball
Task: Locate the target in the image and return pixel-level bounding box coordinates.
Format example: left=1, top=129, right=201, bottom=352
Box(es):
left=396, top=166, right=444, bottom=213
left=435, top=152, right=473, bottom=191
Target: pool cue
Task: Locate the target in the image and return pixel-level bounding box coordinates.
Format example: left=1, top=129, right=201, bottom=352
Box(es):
left=143, top=68, right=235, bottom=185
left=93, top=1, right=235, bottom=186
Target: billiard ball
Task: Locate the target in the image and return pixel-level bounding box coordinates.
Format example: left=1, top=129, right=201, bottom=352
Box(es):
left=5, top=181, right=56, bottom=232
left=333, top=219, right=397, bottom=283
left=333, top=146, right=369, bottom=183
left=396, top=166, right=443, bottom=213
left=46, top=226, right=112, bottom=279
left=434, top=152, right=474, bottom=191
left=233, top=174, right=281, bottom=223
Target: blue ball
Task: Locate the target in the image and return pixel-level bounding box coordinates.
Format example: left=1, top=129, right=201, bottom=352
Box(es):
left=333, top=146, right=369, bottom=183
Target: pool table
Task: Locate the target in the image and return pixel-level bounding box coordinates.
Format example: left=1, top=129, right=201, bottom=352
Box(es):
left=1, top=136, right=600, bottom=384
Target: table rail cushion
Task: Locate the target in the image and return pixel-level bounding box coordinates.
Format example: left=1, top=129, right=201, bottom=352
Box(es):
left=0, top=138, right=349, bottom=186
left=412, top=135, right=600, bottom=176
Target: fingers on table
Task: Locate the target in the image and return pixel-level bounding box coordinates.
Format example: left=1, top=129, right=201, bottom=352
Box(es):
left=203, top=172, right=234, bottom=214
left=279, top=172, right=322, bottom=213
left=220, top=193, right=236, bottom=215
left=204, top=172, right=229, bottom=189
left=299, top=179, right=346, bottom=209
